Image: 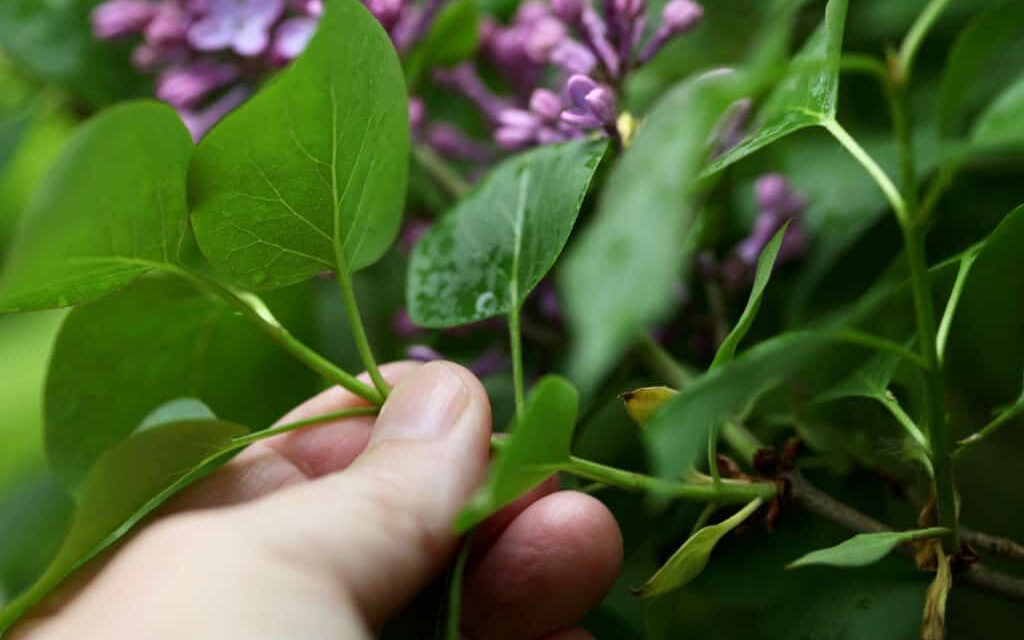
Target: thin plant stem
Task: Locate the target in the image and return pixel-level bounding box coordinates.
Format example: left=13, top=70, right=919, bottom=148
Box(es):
left=509, top=306, right=526, bottom=420
left=956, top=402, right=1024, bottom=456
left=820, top=117, right=909, bottom=225
left=413, top=144, right=471, bottom=199
left=228, top=407, right=379, bottom=449
left=336, top=269, right=390, bottom=399
left=880, top=390, right=931, bottom=454
left=690, top=503, right=718, bottom=536
left=936, top=250, right=979, bottom=364
left=708, top=422, right=722, bottom=487
left=637, top=333, right=694, bottom=388
left=898, top=0, right=952, bottom=79
left=168, top=266, right=383, bottom=405
left=562, top=456, right=777, bottom=504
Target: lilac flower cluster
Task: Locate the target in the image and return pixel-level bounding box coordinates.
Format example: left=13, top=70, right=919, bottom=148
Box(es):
left=428, top=0, right=704, bottom=153
left=91, top=0, right=328, bottom=139
left=91, top=0, right=452, bottom=140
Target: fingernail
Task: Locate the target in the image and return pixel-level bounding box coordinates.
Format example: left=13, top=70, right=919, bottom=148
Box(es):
left=371, top=362, right=469, bottom=442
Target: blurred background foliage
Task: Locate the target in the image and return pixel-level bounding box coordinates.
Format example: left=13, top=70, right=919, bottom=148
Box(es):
left=2, top=0, right=1023, bottom=637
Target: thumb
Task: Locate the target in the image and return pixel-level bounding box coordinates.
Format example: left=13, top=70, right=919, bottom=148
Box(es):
left=233, top=361, right=492, bottom=624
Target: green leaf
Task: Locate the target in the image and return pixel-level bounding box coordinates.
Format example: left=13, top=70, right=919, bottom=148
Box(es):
left=814, top=352, right=902, bottom=404
left=0, top=419, right=248, bottom=632
left=0, top=474, right=73, bottom=605
left=938, top=0, right=1024, bottom=137
left=455, top=375, right=578, bottom=532
left=634, top=498, right=763, bottom=597
left=190, top=0, right=409, bottom=291
left=701, top=0, right=849, bottom=177
left=421, top=0, right=480, bottom=67
left=0, top=0, right=148, bottom=107
left=947, top=205, right=1024, bottom=402
left=442, top=536, right=473, bottom=640
left=408, top=140, right=606, bottom=328
left=970, top=71, right=1024, bottom=152
left=645, top=331, right=834, bottom=480
left=709, top=223, right=789, bottom=370
left=561, top=70, right=750, bottom=394
left=45, top=276, right=315, bottom=490
left=0, top=102, right=193, bottom=312
left=787, top=528, right=949, bottom=569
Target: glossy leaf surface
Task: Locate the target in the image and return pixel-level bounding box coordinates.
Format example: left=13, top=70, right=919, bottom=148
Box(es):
left=408, top=140, right=606, bottom=328
left=0, top=102, right=192, bottom=312
left=190, top=0, right=409, bottom=290
left=702, top=0, right=849, bottom=176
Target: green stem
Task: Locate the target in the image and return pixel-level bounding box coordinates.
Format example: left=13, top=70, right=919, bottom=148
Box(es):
left=413, top=144, right=471, bottom=199
left=839, top=54, right=889, bottom=83
left=721, top=421, right=763, bottom=466
left=905, top=209, right=958, bottom=549
left=637, top=333, right=694, bottom=388
left=898, top=0, right=953, bottom=79
left=228, top=407, right=379, bottom=449
left=169, top=266, right=383, bottom=405
left=562, top=456, right=777, bottom=504
left=956, top=402, right=1024, bottom=456
left=708, top=422, right=722, bottom=487
left=880, top=391, right=931, bottom=453
left=821, top=118, right=909, bottom=225
left=336, top=269, right=390, bottom=399
left=509, top=306, right=526, bottom=420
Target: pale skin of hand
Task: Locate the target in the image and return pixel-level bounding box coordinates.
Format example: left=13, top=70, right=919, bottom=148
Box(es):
left=12, top=361, right=623, bottom=640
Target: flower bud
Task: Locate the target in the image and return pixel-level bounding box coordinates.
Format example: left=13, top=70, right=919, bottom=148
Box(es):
left=661, top=0, right=703, bottom=34
left=529, top=88, right=564, bottom=121
left=549, top=40, right=597, bottom=74
left=407, top=345, right=444, bottom=362
left=551, top=0, right=584, bottom=24
left=91, top=0, right=156, bottom=39
left=524, top=16, right=566, bottom=63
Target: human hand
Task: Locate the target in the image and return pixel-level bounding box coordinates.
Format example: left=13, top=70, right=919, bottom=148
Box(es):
left=13, top=361, right=622, bottom=640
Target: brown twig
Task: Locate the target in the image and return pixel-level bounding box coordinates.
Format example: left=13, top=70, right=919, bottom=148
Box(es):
left=784, top=470, right=1024, bottom=602
left=959, top=527, right=1024, bottom=562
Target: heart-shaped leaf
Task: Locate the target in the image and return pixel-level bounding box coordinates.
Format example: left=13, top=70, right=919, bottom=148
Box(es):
left=561, top=70, right=750, bottom=394
left=408, top=140, right=607, bottom=328
left=0, top=102, right=192, bottom=312
left=787, top=528, right=949, bottom=569
left=701, top=0, right=849, bottom=177
left=710, top=224, right=789, bottom=369
left=0, top=418, right=248, bottom=632
left=45, top=276, right=314, bottom=490
left=455, top=375, right=578, bottom=532
left=634, top=497, right=764, bottom=597
left=190, top=0, right=409, bottom=291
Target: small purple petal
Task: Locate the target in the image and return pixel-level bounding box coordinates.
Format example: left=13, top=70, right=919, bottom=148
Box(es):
left=551, top=0, right=584, bottom=24
left=270, top=16, right=317, bottom=64
left=529, top=88, right=564, bottom=122
left=408, top=96, right=426, bottom=130
left=566, top=74, right=599, bottom=108
left=523, top=16, right=566, bottom=63
left=755, top=173, right=788, bottom=210
left=583, top=86, right=617, bottom=125
left=426, top=123, right=494, bottom=162
left=662, top=0, right=703, bottom=33
left=497, top=108, right=541, bottom=130
left=180, top=85, right=251, bottom=142
left=407, top=345, right=444, bottom=362
left=188, top=16, right=236, bottom=51
left=156, top=60, right=239, bottom=109
left=144, top=3, right=193, bottom=46
left=393, top=309, right=422, bottom=338
left=470, top=347, right=510, bottom=378
left=495, top=126, right=536, bottom=150
left=549, top=39, right=597, bottom=74
left=560, top=107, right=601, bottom=128
left=91, top=0, right=156, bottom=39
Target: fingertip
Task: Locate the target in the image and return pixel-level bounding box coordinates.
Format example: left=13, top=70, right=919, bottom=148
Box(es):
left=462, top=491, right=623, bottom=640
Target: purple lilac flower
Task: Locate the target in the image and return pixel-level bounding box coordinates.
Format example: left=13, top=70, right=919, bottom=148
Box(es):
left=91, top=0, right=158, bottom=39
left=720, top=174, right=810, bottom=289
left=434, top=0, right=704, bottom=153
left=188, top=0, right=284, bottom=57
left=407, top=345, right=445, bottom=362
left=393, top=309, right=422, bottom=338
left=93, top=0, right=451, bottom=140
